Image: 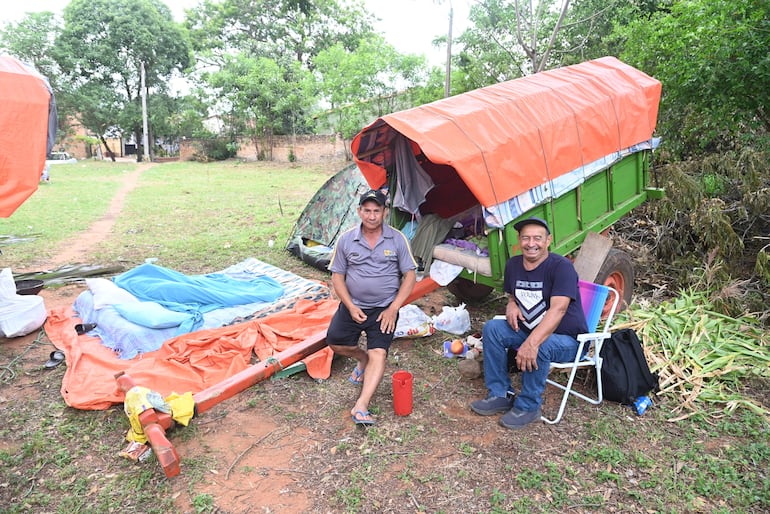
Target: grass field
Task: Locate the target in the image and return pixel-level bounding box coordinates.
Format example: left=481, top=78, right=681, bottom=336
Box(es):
left=0, top=159, right=768, bottom=514
left=0, top=159, right=339, bottom=273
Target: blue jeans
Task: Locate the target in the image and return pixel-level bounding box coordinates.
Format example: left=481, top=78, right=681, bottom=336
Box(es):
left=482, top=318, right=579, bottom=412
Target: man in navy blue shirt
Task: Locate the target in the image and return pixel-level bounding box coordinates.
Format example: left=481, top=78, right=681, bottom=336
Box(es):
left=327, top=189, right=417, bottom=426
left=470, top=217, right=587, bottom=429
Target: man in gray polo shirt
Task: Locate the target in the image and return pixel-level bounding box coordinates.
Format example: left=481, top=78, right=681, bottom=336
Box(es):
left=327, top=189, right=417, bottom=426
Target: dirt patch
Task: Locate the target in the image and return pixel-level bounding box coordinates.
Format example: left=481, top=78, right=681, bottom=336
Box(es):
left=172, top=410, right=312, bottom=513
left=44, top=162, right=153, bottom=269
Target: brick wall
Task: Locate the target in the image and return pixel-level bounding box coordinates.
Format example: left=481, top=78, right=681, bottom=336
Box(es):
left=180, top=134, right=350, bottom=163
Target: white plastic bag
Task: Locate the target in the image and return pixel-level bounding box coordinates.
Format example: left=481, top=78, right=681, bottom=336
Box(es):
left=0, top=268, right=47, bottom=338
left=394, top=304, right=434, bottom=339
left=432, top=303, right=471, bottom=335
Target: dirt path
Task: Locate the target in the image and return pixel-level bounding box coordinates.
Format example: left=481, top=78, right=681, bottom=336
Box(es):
left=10, top=162, right=312, bottom=512
left=46, top=162, right=155, bottom=268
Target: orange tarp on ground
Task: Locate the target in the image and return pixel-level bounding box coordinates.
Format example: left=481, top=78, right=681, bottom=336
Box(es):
left=352, top=56, right=661, bottom=208
left=45, top=299, right=338, bottom=410
left=0, top=55, right=51, bottom=217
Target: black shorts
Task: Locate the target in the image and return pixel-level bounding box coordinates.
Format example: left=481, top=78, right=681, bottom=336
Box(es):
left=326, top=304, right=397, bottom=352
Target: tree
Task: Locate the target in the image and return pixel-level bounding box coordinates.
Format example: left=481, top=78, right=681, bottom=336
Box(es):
left=168, top=94, right=213, bottom=139
left=455, top=0, right=571, bottom=86
left=0, top=12, right=62, bottom=81
left=618, top=0, right=770, bottom=156
left=185, top=0, right=374, bottom=67
left=205, top=54, right=316, bottom=159
left=453, top=0, right=664, bottom=90
left=56, top=0, right=192, bottom=160
left=314, top=36, right=430, bottom=150
left=556, top=0, right=667, bottom=65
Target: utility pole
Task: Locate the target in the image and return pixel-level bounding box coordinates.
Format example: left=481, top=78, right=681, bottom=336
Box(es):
left=141, top=61, right=150, bottom=161
left=444, top=5, right=453, bottom=98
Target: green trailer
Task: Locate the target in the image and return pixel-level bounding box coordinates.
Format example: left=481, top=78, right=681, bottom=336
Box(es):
left=351, top=57, right=663, bottom=306
left=441, top=146, right=663, bottom=306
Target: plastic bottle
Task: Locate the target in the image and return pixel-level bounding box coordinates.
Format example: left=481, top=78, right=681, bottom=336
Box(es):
left=634, top=395, right=653, bottom=415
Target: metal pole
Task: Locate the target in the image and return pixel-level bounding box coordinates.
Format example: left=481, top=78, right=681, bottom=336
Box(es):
left=444, top=6, right=453, bottom=98
left=141, top=61, right=150, bottom=161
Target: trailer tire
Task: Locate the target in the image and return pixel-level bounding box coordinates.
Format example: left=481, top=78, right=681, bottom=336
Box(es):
left=447, top=278, right=494, bottom=303
left=595, top=248, right=634, bottom=311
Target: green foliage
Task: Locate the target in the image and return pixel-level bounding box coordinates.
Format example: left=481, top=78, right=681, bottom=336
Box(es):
left=190, top=138, right=238, bottom=162
left=755, top=245, right=770, bottom=287
left=191, top=493, right=214, bottom=513
left=204, top=54, right=317, bottom=156
left=313, top=35, right=430, bottom=141
left=642, top=148, right=770, bottom=313
left=53, top=0, right=192, bottom=144
left=454, top=0, right=652, bottom=87
left=618, top=0, right=770, bottom=157
left=185, top=0, right=374, bottom=68
left=560, top=0, right=668, bottom=65
left=455, top=0, right=533, bottom=86
left=0, top=11, right=62, bottom=83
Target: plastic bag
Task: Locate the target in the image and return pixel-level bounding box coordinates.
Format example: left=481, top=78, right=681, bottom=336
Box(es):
left=0, top=268, right=47, bottom=338
left=432, top=303, right=471, bottom=335
left=394, top=304, right=434, bottom=338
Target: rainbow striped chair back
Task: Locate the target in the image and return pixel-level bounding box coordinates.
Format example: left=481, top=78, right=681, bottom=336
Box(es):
left=541, top=280, right=620, bottom=424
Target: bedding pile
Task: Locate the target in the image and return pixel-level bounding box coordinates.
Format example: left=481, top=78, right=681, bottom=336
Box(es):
left=44, top=258, right=336, bottom=410
left=74, top=258, right=328, bottom=359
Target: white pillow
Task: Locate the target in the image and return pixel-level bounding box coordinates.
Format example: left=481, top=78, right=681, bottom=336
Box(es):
left=86, top=278, right=140, bottom=310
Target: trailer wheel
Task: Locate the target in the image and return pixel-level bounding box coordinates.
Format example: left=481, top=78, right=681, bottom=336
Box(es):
left=595, top=248, right=634, bottom=311
left=447, top=277, right=494, bottom=303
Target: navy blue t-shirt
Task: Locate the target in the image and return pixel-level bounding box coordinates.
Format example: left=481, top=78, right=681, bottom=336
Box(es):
left=503, top=253, right=587, bottom=337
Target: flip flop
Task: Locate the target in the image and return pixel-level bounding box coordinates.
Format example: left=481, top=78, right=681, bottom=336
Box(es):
left=44, top=350, right=65, bottom=369
left=348, top=366, right=365, bottom=385
left=75, top=323, right=97, bottom=335
left=352, top=410, right=375, bottom=426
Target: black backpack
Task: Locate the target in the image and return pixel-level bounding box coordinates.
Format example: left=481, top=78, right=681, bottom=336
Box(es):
left=599, top=328, right=659, bottom=405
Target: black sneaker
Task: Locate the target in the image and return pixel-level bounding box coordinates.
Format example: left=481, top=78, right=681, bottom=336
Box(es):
left=470, top=396, right=514, bottom=416
left=498, top=407, right=541, bottom=429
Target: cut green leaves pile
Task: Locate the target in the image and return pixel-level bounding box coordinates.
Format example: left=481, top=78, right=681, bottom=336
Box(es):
left=614, top=288, right=770, bottom=421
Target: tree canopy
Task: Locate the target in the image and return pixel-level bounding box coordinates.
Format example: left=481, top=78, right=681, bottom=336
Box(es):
left=185, top=0, right=375, bottom=67
left=618, top=0, right=769, bottom=156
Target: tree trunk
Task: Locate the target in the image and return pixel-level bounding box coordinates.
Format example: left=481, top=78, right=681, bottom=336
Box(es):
left=100, top=135, right=116, bottom=162
left=134, top=129, right=143, bottom=162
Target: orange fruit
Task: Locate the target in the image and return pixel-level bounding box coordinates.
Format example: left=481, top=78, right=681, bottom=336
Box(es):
left=450, top=339, right=464, bottom=355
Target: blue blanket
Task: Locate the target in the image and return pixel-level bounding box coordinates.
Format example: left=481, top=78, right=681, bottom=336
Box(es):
left=113, top=263, right=284, bottom=333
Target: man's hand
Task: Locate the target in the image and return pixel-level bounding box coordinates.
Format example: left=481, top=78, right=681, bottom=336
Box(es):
left=349, top=305, right=367, bottom=323
left=515, top=340, right=539, bottom=372
left=377, top=305, right=399, bottom=334
left=505, top=301, right=522, bottom=331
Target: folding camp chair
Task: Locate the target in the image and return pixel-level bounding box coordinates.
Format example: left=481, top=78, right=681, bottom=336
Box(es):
left=541, top=280, right=620, bottom=424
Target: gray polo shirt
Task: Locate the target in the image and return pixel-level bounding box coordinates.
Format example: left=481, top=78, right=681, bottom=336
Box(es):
left=329, top=224, right=417, bottom=309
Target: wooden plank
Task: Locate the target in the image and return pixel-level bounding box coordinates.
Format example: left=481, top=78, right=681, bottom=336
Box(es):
left=573, top=232, right=613, bottom=282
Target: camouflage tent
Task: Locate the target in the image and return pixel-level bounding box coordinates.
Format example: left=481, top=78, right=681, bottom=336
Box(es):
left=286, top=163, right=370, bottom=271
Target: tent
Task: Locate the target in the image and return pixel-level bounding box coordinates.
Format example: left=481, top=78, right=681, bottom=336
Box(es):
left=286, top=163, right=370, bottom=270
left=351, top=56, right=661, bottom=219
left=0, top=55, right=58, bottom=218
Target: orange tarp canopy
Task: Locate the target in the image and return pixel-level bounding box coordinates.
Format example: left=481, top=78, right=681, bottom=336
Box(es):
left=352, top=56, right=661, bottom=208
left=0, top=55, right=51, bottom=217
left=45, top=299, right=338, bottom=411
